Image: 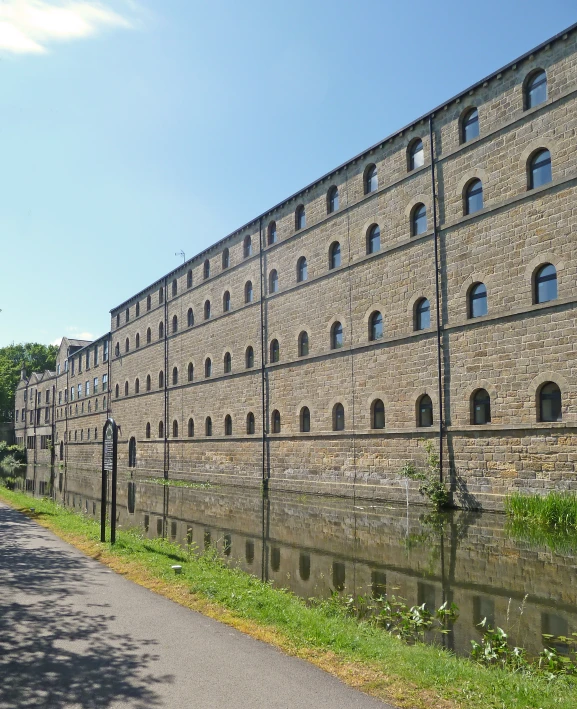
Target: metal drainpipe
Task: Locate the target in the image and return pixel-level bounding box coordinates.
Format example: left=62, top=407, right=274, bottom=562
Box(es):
left=428, top=115, right=444, bottom=481
left=164, top=277, right=169, bottom=479
left=258, top=217, right=268, bottom=488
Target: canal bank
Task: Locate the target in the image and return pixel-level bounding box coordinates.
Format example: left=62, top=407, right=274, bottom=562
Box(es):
left=3, top=474, right=577, bottom=708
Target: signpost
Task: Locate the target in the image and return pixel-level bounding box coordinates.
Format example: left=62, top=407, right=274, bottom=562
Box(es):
left=101, top=418, right=118, bottom=544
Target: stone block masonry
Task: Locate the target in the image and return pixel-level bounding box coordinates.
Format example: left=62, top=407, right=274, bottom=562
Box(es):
left=15, top=23, right=577, bottom=510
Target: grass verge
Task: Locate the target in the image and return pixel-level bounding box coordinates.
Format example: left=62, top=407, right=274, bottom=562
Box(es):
left=2, top=487, right=576, bottom=709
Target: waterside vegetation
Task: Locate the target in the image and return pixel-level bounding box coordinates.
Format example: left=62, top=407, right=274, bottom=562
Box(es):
left=1, top=486, right=577, bottom=709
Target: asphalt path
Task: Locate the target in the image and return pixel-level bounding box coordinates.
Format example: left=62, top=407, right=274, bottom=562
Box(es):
left=0, top=502, right=393, bottom=709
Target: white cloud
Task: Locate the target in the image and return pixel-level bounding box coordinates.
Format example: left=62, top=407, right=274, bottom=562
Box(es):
left=67, top=331, right=94, bottom=340
left=0, top=1, right=134, bottom=55
left=50, top=337, right=62, bottom=346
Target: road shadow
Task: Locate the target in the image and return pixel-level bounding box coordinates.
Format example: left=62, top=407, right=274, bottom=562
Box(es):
left=0, top=505, right=174, bottom=708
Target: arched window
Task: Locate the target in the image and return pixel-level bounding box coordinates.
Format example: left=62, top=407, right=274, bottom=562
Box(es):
left=187, top=269, right=193, bottom=288
left=204, top=300, right=211, bottom=320
left=297, top=257, right=308, bottom=282
left=203, top=259, right=210, bottom=279
left=115, top=383, right=119, bottom=398
left=158, top=370, right=164, bottom=389
left=205, top=358, right=212, bottom=378
left=158, top=421, right=164, bottom=438
left=124, top=381, right=129, bottom=396
left=331, top=322, right=343, bottom=349
left=528, top=149, right=552, bottom=189
left=158, top=321, right=164, bottom=339
left=246, top=412, right=255, bottom=434
left=115, top=342, right=120, bottom=357
left=365, top=164, right=377, bottom=194
left=333, top=403, right=345, bottom=431
left=146, top=374, right=151, bottom=391
left=271, top=410, right=281, bottom=433
left=268, top=221, right=277, bottom=245
left=329, top=241, right=341, bottom=269
left=245, top=346, right=254, bottom=369
left=298, top=331, right=309, bottom=357
left=525, top=69, right=547, bottom=109
left=534, top=263, right=557, bottom=304
left=172, top=366, right=178, bottom=385
left=245, top=281, right=253, bottom=303
left=270, top=339, right=280, bottom=363
left=464, top=179, right=483, bottom=215
left=408, top=139, right=424, bottom=171
left=146, top=327, right=151, bottom=343
left=147, top=295, right=151, bottom=311
left=223, top=291, right=231, bottom=312
left=188, top=418, right=194, bottom=437
left=539, top=382, right=562, bottom=422
left=125, top=337, right=129, bottom=353
left=146, top=422, right=151, bottom=439
left=159, top=286, right=164, bottom=304
left=172, top=278, right=177, bottom=296
left=295, top=205, right=306, bottom=230
left=418, top=394, right=433, bottom=427
left=472, top=389, right=491, bottom=425
left=372, top=399, right=385, bottom=429
left=135, top=378, right=140, bottom=394
left=469, top=282, right=488, bottom=318
left=461, top=108, right=479, bottom=143
left=187, top=308, right=194, bottom=327
left=327, top=185, right=339, bottom=213
left=411, top=203, right=427, bottom=236
left=205, top=416, right=212, bottom=436
left=369, top=311, right=383, bottom=341
left=300, top=406, right=310, bottom=433
left=222, top=248, right=229, bottom=269
left=243, top=235, right=252, bottom=258
left=224, top=352, right=231, bottom=374
left=173, top=420, right=178, bottom=438
left=224, top=414, right=232, bottom=435
left=367, top=224, right=380, bottom=254
left=415, top=298, right=431, bottom=330
left=172, top=315, right=178, bottom=333
left=187, top=362, right=194, bottom=381
left=269, top=269, right=278, bottom=293
left=135, top=333, right=140, bottom=348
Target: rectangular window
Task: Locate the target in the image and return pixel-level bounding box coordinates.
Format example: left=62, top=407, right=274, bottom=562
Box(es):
left=86, top=351, right=90, bottom=369
left=65, top=360, right=68, bottom=372
left=103, top=341, right=109, bottom=362
left=70, top=386, right=74, bottom=401
left=30, top=411, right=34, bottom=423
left=102, top=373, right=108, bottom=390
left=27, top=436, right=35, bottom=450
left=85, top=381, right=90, bottom=396
left=24, top=391, right=27, bottom=402
left=78, top=356, right=82, bottom=374
left=93, top=377, right=99, bottom=394
left=71, top=359, right=75, bottom=376
left=45, top=389, right=50, bottom=403
left=58, top=391, right=62, bottom=405
left=44, top=407, right=50, bottom=423
left=15, top=410, right=19, bottom=422
left=21, top=408, right=25, bottom=421
left=94, top=346, right=99, bottom=366
left=77, top=384, right=82, bottom=399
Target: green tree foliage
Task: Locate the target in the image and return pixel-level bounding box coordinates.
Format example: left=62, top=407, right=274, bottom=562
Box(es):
left=0, top=343, right=58, bottom=421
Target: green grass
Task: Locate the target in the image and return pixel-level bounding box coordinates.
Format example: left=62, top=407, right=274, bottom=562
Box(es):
left=506, top=491, right=577, bottom=529
left=147, top=477, right=214, bottom=489
left=3, top=486, right=577, bottom=709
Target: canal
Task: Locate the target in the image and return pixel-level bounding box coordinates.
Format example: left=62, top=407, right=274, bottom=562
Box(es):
left=11, top=464, right=577, bottom=659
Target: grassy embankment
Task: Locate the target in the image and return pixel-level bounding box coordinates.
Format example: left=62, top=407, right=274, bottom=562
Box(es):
left=506, top=491, right=577, bottom=552
left=2, top=486, right=577, bottom=709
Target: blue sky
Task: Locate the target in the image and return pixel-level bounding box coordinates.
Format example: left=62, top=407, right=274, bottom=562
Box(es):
left=0, top=0, right=575, bottom=347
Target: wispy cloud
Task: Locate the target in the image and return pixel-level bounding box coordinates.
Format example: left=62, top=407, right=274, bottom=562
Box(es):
left=0, top=1, right=135, bottom=55
left=50, top=337, right=62, bottom=346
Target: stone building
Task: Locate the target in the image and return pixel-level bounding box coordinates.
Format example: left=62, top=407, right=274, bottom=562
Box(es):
left=16, top=24, right=577, bottom=509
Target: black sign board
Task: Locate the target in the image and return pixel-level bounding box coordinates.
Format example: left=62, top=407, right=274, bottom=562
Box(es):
left=101, top=418, right=118, bottom=544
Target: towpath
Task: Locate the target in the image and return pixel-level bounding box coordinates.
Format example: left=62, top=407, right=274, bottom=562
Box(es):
left=0, top=502, right=393, bottom=709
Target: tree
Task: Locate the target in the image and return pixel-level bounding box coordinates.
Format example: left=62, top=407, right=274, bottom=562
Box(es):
left=0, top=343, right=58, bottom=422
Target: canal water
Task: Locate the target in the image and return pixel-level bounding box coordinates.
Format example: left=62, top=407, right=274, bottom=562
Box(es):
left=11, top=464, right=577, bottom=659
